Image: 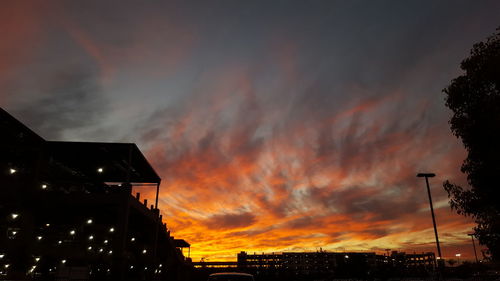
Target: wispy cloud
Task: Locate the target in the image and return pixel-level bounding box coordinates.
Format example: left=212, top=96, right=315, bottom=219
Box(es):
left=2, top=0, right=497, bottom=261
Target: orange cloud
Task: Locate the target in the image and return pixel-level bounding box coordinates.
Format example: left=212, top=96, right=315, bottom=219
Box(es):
left=137, top=65, right=477, bottom=262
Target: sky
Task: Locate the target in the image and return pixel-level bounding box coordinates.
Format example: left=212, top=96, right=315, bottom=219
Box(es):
left=2, top=0, right=500, bottom=261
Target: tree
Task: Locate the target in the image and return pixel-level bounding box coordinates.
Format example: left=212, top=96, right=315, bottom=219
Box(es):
left=443, top=28, right=500, bottom=261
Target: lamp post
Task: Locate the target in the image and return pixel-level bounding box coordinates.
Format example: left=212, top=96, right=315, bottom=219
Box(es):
left=417, top=173, right=443, bottom=262
left=468, top=233, right=479, bottom=263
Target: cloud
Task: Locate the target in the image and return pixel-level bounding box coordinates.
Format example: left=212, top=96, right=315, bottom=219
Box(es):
left=2, top=0, right=497, bottom=261
left=9, top=66, right=106, bottom=140
left=204, top=212, right=257, bottom=230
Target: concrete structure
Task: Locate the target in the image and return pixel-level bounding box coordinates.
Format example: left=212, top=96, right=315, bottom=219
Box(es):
left=0, top=108, right=191, bottom=280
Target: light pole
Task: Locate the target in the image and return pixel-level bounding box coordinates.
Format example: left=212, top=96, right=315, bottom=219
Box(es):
left=468, top=233, right=479, bottom=263
left=417, top=173, right=443, bottom=262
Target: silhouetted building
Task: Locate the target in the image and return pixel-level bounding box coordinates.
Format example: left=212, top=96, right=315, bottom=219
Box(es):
left=232, top=250, right=436, bottom=278
left=376, top=251, right=436, bottom=269
left=0, top=108, right=191, bottom=280
left=237, top=250, right=376, bottom=276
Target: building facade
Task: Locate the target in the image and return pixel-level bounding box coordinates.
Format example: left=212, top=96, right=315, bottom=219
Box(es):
left=234, top=250, right=435, bottom=278
left=0, top=108, right=191, bottom=280
left=237, top=250, right=377, bottom=277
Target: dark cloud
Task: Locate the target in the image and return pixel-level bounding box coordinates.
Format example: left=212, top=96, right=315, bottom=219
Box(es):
left=10, top=66, right=106, bottom=140
left=229, top=226, right=276, bottom=237
left=284, top=216, right=326, bottom=229
left=204, top=212, right=257, bottom=230
left=255, top=193, right=288, bottom=219
left=307, top=183, right=423, bottom=224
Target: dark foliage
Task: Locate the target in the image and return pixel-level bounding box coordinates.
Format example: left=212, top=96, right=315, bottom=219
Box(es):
left=443, top=28, right=500, bottom=260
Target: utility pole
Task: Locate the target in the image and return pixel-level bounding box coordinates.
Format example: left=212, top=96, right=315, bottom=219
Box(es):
left=417, top=173, right=443, bottom=261
left=468, top=233, right=479, bottom=263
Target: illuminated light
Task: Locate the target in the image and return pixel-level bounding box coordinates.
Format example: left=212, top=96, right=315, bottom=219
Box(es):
left=159, top=264, right=162, bottom=268
left=61, top=260, right=66, bottom=264
left=144, top=266, right=148, bottom=270
left=9, top=168, right=16, bottom=174
left=41, top=184, right=47, bottom=189
left=87, top=219, right=93, bottom=224
left=58, top=240, right=62, bottom=245
left=0, top=254, right=4, bottom=259
left=4, top=264, right=10, bottom=268
left=45, top=223, right=50, bottom=227
left=455, top=253, right=461, bottom=257
left=109, top=227, right=115, bottom=233
left=130, top=237, right=135, bottom=242
left=69, top=230, right=76, bottom=235
left=107, top=269, right=110, bottom=272
left=35, top=257, right=40, bottom=262
left=103, top=240, right=108, bottom=244
left=108, top=250, right=113, bottom=255
left=37, top=236, right=43, bottom=241
left=88, top=235, right=94, bottom=240
left=88, top=246, right=92, bottom=250
left=159, top=269, right=162, bottom=273
left=12, top=231, right=17, bottom=235
left=142, top=249, right=147, bottom=254
left=130, top=266, right=134, bottom=269
left=99, top=248, right=103, bottom=253
left=97, top=168, right=103, bottom=173
left=11, top=213, right=19, bottom=219
left=344, top=255, right=349, bottom=259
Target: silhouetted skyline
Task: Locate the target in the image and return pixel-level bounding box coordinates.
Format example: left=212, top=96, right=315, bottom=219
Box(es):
left=2, top=1, right=500, bottom=261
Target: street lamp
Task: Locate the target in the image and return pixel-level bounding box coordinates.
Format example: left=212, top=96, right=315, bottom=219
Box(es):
left=417, top=173, right=442, bottom=262
left=455, top=253, right=461, bottom=265
left=468, top=233, right=479, bottom=263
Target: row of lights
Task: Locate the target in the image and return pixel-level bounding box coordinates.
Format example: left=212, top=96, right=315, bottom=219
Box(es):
left=8, top=166, right=105, bottom=191
left=8, top=167, right=105, bottom=174
left=6, top=221, right=115, bottom=243
left=8, top=227, right=145, bottom=249
left=12, top=233, right=146, bottom=256
left=1, top=257, right=165, bottom=275
left=0, top=255, right=101, bottom=273
left=129, top=264, right=164, bottom=272
left=89, top=265, right=165, bottom=275
left=8, top=166, right=133, bottom=196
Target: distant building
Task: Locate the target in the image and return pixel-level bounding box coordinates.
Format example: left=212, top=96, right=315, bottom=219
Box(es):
left=237, top=251, right=376, bottom=276
left=232, top=250, right=435, bottom=278
left=0, top=108, right=191, bottom=280
left=376, top=251, right=436, bottom=268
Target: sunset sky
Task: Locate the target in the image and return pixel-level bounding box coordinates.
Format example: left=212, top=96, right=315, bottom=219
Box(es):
left=2, top=0, right=500, bottom=261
